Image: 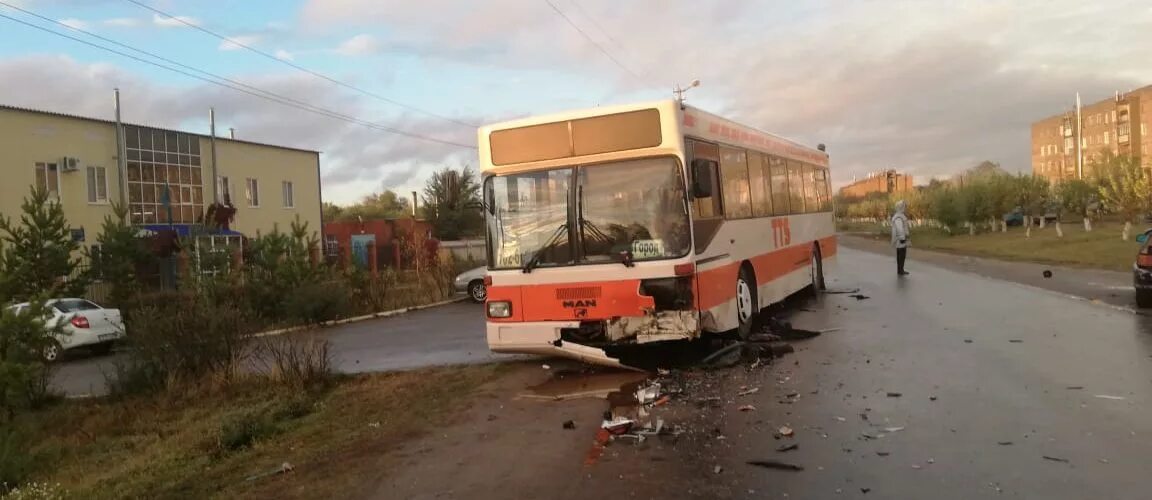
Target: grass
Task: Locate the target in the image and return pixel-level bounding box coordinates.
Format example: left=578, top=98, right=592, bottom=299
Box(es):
left=838, top=219, right=1143, bottom=271
left=7, top=364, right=509, bottom=500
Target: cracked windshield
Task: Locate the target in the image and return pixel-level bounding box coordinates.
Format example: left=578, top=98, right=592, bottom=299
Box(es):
left=3, top=0, right=1152, bottom=499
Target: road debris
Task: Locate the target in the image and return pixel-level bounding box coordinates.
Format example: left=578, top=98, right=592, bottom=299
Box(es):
left=861, top=488, right=871, bottom=494
left=860, top=433, right=878, bottom=440
left=635, top=383, right=661, bottom=404
left=542, top=364, right=551, bottom=370
left=738, top=405, right=757, bottom=412
left=652, top=395, right=671, bottom=406
left=244, top=462, right=294, bottom=482
left=834, top=416, right=847, bottom=422
left=1093, top=395, right=1126, bottom=400
left=747, top=460, right=804, bottom=471
left=1008, top=339, right=1023, bottom=343
left=1065, top=386, right=1084, bottom=390
left=776, top=443, right=799, bottom=452
left=849, top=294, right=870, bottom=300
left=886, top=392, right=903, bottom=398
left=997, top=441, right=1013, bottom=446
left=884, top=426, right=905, bottom=433
left=368, top=422, right=381, bottom=428
left=737, top=387, right=761, bottom=396
left=1043, top=270, right=1053, bottom=278
left=778, top=426, right=794, bottom=437
left=714, top=465, right=723, bottom=474
left=964, top=339, right=973, bottom=343
left=601, top=416, right=635, bottom=434
left=1042, top=455, right=1070, bottom=463
left=911, top=464, right=922, bottom=470
left=929, top=396, right=938, bottom=401
left=821, top=287, right=860, bottom=294
left=562, top=420, right=576, bottom=430
left=876, top=451, right=890, bottom=457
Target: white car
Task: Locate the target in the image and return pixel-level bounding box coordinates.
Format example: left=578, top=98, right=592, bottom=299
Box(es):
left=7, top=298, right=126, bottom=362
left=454, top=266, right=488, bottom=303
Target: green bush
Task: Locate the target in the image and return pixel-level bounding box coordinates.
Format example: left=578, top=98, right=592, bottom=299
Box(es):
left=217, top=412, right=278, bottom=453
left=285, top=281, right=352, bottom=325
left=0, top=427, right=36, bottom=489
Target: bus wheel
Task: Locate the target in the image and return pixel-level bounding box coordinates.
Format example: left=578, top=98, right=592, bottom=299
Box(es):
left=810, top=246, right=826, bottom=294
left=736, top=266, right=757, bottom=339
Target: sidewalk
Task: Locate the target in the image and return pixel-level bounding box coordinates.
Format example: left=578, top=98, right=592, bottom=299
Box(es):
left=839, top=234, right=1139, bottom=313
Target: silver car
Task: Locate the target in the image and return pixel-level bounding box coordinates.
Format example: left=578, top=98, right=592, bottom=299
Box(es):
left=454, top=266, right=488, bottom=303
left=7, top=298, right=126, bottom=362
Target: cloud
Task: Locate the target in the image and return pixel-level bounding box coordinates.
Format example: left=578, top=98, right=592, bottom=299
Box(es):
left=298, top=0, right=1151, bottom=187
left=102, top=17, right=141, bottom=27
left=274, top=49, right=294, bottom=61
left=58, top=18, right=89, bottom=30
left=335, top=34, right=379, bottom=56
left=152, top=13, right=199, bottom=28
left=218, top=35, right=262, bottom=51
left=0, top=55, right=481, bottom=204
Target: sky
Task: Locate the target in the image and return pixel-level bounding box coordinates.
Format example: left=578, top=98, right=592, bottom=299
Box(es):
left=1, top=0, right=1150, bottom=204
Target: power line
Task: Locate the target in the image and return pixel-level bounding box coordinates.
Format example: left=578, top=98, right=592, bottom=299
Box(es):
left=541, top=0, right=645, bottom=83
left=121, top=0, right=478, bottom=129
left=0, top=10, right=476, bottom=149
left=567, top=1, right=623, bottom=51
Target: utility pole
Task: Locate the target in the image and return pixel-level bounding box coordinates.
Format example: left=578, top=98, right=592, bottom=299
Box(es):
left=210, top=108, right=220, bottom=204
left=114, top=89, right=127, bottom=207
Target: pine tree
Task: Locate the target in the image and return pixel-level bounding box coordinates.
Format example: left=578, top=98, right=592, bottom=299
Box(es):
left=0, top=186, right=89, bottom=301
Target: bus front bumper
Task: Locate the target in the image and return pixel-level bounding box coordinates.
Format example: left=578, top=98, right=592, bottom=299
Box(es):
left=487, top=317, right=697, bottom=370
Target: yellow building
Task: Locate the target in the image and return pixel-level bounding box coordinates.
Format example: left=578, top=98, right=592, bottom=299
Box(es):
left=0, top=104, right=322, bottom=251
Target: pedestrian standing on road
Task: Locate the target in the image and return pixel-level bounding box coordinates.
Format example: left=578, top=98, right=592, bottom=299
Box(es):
left=891, top=200, right=910, bottom=276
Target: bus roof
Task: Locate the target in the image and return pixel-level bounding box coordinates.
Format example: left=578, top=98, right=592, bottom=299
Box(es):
left=478, top=100, right=828, bottom=169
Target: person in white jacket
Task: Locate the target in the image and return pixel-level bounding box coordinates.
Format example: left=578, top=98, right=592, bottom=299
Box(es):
left=891, top=200, right=910, bottom=276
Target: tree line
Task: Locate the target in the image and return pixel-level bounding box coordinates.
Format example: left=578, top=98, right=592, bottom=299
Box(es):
left=323, top=165, right=483, bottom=241
left=836, top=153, right=1152, bottom=241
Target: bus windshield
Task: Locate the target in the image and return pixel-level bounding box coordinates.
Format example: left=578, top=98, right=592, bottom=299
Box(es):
left=486, top=157, right=690, bottom=269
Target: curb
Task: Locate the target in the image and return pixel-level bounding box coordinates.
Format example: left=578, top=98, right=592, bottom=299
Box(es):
left=251, top=295, right=471, bottom=339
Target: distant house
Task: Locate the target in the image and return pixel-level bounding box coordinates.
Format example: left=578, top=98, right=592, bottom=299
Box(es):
left=838, top=170, right=913, bottom=200
left=322, top=217, right=437, bottom=269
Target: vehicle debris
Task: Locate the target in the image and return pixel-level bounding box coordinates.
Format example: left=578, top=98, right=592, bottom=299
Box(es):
left=368, top=422, right=381, bottom=428
left=1008, top=339, right=1023, bottom=343
left=244, top=462, right=294, bottom=482
left=849, top=294, right=870, bottom=300
left=738, top=405, right=757, bottom=412
left=778, top=426, right=794, bottom=437
left=542, top=364, right=551, bottom=370
left=997, top=441, right=1013, bottom=446
left=635, top=383, right=661, bottom=404
left=776, top=443, right=799, bottom=452
left=737, top=387, right=761, bottom=396
left=1065, top=386, right=1084, bottom=390
left=929, top=396, right=938, bottom=401
left=821, top=287, right=860, bottom=294
left=714, top=465, right=723, bottom=474
left=963, top=339, right=973, bottom=343
left=747, top=460, right=804, bottom=471
left=876, top=451, right=890, bottom=457
left=860, top=433, right=878, bottom=440
left=563, top=420, right=576, bottom=430
left=1042, top=455, right=1070, bottom=463
left=1094, top=395, right=1126, bottom=400
left=884, top=426, right=906, bottom=433
left=886, top=392, right=903, bottom=398
left=861, top=488, right=872, bottom=494
left=1043, top=270, right=1053, bottom=278
left=601, top=416, right=635, bottom=434
left=912, top=464, right=922, bottom=470
left=834, top=416, right=847, bottom=422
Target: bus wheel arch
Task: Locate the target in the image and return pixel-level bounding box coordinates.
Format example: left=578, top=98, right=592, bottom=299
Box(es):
left=735, top=261, right=758, bottom=339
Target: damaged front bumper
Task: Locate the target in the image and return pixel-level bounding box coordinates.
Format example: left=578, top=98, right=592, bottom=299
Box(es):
left=487, top=311, right=701, bottom=369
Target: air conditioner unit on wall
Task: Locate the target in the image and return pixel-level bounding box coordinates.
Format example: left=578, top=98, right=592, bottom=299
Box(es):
left=60, top=157, right=80, bottom=172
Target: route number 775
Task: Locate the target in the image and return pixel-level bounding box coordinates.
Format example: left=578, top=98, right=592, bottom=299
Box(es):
left=771, top=218, right=791, bottom=248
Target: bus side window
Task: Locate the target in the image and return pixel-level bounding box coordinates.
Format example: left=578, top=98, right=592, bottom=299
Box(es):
left=687, top=139, right=722, bottom=219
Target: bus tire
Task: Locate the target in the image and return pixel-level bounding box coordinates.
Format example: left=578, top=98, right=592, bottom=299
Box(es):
left=810, top=245, right=826, bottom=294
left=736, top=265, right=758, bottom=339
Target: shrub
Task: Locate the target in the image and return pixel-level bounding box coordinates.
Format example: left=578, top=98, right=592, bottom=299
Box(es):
left=284, top=281, right=351, bottom=325
left=252, top=336, right=332, bottom=390
left=217, top=412, right=278, bottom=453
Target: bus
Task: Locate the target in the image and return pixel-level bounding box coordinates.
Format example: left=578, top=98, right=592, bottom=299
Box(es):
left=478, top=100, right=835, bottom=368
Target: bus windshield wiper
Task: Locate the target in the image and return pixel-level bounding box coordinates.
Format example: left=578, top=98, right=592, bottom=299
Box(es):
left=522, top=222, right=568, bottom=273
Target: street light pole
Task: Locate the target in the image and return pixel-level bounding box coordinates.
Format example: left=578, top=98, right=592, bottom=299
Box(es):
left=674, top=79, right=701, bottom=105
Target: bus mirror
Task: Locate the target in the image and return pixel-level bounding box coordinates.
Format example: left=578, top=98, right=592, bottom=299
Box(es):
left=691, top=159, right=715, bottom=198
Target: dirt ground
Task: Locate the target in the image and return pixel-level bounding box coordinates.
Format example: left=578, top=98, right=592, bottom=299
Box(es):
left=365, top=357, right=776, bottom=500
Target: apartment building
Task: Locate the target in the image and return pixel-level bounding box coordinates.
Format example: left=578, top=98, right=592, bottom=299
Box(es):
left=0, top=104, right=322, bottom=252
left=1032, top=86, right=1152, bottom=182
left=837, top=170, right=913, bottom=199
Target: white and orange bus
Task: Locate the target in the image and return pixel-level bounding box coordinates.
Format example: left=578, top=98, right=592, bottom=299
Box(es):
left=478, top=100, right=835, bottom=367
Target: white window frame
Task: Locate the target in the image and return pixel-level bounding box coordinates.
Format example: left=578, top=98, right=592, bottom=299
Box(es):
left=87, top=165, right=109, bottom=204
left=281, top=180, right=295, bottom=208
left=245, top=177, right=260, bottom=207
left=34, top=162, right=61, bottom=199
left=217, top=175, right=231, bottom=204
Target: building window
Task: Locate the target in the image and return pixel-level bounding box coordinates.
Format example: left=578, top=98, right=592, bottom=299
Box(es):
left=282, top=181, right=294, bottom=208
left=124, top=126, right=202, bottom=224
left=86, top=166, right=108, bottom=203
left=245, top=178, right=260, bottom=207
left=1105, top=132, right=1110, bottom=145
left=34, top=162, right=60, bottom=198
left=217, top=176, right=231, bottom=204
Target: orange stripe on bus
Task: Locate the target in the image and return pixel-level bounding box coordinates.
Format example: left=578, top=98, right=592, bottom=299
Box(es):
left=696, top=236, right=838, bottom=311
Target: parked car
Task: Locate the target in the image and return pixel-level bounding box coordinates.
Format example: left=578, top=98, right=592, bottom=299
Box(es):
left=1133, top=230, right=1152, bottom=308
left=454, top=266, right=488, bottom=303
left=1003, top=207, right=1024, bottom=226
left=6, top=298, right=126, bottom=362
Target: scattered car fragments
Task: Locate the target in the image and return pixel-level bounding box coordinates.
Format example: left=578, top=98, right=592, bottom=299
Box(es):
left=746, top=460, right=804, bottom=471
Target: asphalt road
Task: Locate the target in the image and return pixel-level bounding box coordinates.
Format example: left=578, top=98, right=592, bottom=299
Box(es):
left=715, top=247, right=1152, bottom=499
left=51, top=300, right=496, bottom=396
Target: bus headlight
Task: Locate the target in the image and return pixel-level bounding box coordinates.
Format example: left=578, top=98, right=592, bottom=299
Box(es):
left=487, top=301, right=512, bottom=318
